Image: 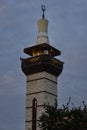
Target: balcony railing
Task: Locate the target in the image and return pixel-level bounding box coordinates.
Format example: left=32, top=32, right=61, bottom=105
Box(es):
left=22, top=55, right=63, bottom=67
left=21, top=55, right=63, bottom=76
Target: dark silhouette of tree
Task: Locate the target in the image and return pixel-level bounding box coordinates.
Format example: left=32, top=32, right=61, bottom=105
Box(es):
left=38, top=99, right=87, bottom=130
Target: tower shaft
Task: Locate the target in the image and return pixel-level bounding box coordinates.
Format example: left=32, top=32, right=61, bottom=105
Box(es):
left=26, top=72, right=57, bottom=130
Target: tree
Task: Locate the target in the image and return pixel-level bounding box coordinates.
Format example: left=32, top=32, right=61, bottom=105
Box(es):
left=38, top=99, right=87, bottom=130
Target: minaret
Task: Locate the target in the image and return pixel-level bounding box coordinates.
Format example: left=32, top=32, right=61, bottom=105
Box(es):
left=21, top=5, right=63, bottom=130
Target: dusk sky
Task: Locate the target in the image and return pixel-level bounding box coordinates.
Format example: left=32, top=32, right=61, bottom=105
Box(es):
left=0, top=0, right=87, bottom=130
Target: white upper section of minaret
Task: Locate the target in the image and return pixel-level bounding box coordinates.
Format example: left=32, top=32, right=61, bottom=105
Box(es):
left=36, top=18, right=49, bottom=44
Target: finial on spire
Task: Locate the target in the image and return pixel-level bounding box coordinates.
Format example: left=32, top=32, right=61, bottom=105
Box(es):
left=36, top=5, right=49, bottom=44
left=41, top=5, right=46, bottom=19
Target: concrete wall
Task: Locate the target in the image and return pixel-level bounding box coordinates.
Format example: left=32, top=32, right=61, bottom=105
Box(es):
left=26, top=72, right=57, bottom=130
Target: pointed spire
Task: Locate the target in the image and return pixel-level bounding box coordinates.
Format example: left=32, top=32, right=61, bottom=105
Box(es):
left=36, top=5, right=49, bottom=45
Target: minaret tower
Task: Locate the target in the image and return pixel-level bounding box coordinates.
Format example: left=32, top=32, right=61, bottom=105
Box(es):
left=21, top=5, right=63, bottom=130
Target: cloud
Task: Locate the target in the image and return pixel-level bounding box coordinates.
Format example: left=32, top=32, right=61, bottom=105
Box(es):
left=0, top=0, right=87, bottom=130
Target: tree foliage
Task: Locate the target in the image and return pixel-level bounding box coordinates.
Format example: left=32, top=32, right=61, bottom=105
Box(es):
left=38, top=99, right=87, bottom=130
